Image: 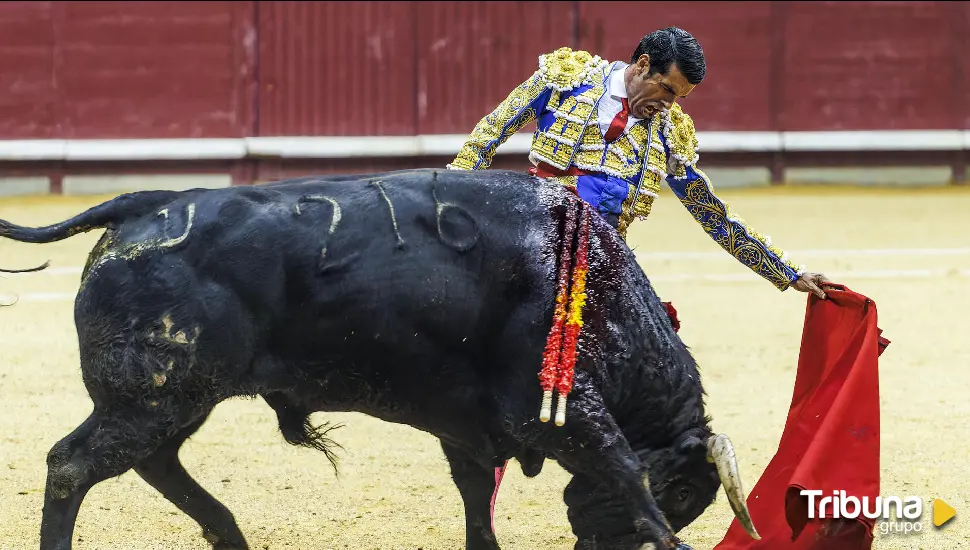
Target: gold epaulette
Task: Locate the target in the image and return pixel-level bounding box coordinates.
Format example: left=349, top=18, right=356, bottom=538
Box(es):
left=537, top=47, right=610, bottom=92
left=661, top=103, right=700, bottom=178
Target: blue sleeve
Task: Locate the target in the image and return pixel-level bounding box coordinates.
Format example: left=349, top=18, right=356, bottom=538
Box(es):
left=661, top=134, right=805, bottom=291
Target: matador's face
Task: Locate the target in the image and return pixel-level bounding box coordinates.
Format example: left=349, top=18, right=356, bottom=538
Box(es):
left=624, top=54, right=696, bottom=119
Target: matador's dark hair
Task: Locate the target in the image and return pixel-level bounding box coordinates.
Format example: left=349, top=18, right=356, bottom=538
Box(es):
left=631, top=27, right=706, bottom=85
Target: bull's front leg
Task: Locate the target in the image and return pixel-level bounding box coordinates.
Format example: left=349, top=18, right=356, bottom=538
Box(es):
left=547, top=393, right=679, bottom=550
left=440, top=441, right=505, bottom=550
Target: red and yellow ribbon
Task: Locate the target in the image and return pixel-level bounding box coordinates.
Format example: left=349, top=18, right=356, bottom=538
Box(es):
left=538, top=202, right=576, bottom=423
left=539, top=202, right=591, bottom=426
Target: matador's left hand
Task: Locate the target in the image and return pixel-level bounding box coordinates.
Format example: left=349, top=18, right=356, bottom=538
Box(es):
left=791, top=272, right=835, bottom=299
left=667, top=154, right=684, bottom=175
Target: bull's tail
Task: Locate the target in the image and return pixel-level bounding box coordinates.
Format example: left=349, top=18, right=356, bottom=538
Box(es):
left=278, top=410, right=345, bottom=472
left=0, top=262, right=50, bottom=274
left=0, top=190, right=180, bottom=244
left=264, top=392, right=344, bottom=474
left=0, top=190, right=180, bottom=272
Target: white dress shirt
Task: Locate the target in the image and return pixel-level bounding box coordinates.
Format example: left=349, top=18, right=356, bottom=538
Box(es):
left=596, top=62, right=642, bottom=138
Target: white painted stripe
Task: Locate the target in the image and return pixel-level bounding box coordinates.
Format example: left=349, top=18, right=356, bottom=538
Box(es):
left=0, top=140, right=67, bottom=161
left=9, top=268, right=970, bottom=304
left=414, top=133, right=536, bottom=156
left=245, top=136, right=420, bottom=158
left=245, top=133, right=539, bottom=158
left=415, top=134, right=471, bottom=156
left=65, top=139, right=247, bottom=161
left=2, top=130, right=970, bottom=161
left=697, top=132, right=781, bottom=152
left=783, top=130, right=965, bottom=151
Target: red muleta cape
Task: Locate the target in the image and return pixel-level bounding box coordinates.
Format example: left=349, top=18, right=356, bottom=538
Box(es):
left=715, top=284, right=889, bottom=550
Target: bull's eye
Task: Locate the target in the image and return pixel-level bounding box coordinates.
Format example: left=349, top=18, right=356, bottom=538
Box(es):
left=677, top=487, right=692, bottom=503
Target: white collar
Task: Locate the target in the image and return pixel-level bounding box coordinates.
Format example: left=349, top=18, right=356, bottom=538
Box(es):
left=609, top=62, right=629, bottom=100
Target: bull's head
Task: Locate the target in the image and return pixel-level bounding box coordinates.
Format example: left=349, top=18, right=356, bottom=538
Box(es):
left=564, top=429, right=759, bottom=545
left=641, top=431, right=760, bottom=539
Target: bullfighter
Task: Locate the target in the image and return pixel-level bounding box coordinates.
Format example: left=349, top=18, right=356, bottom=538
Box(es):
left=448, top=27, right=832, bottom=298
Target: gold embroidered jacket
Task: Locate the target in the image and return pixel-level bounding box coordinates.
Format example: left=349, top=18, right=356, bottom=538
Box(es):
left=449, top=47, right=806, bottom=291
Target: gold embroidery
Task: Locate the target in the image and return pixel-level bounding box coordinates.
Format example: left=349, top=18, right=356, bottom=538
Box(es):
left=674, top=167, right=803, bottom=290
left=530, top=134, right=571, bottom=170
left=645, top=143, right=667, bottom=180
left=619, top=115, right=668, bottom=228
left=530, top=86, right=607, bottom=169
left=660, top=103, right=698, bottom=178
left=657, top=103, right=805, bottom=287
left=450, top=49, right=609, bottom=172
left=555, top=95, right=596, bottom=123
left=538, top=47, right=610, bottom=91
left=547, top=117, right=585, bottom=146
left=546, top=90, right=562, bottom=111
left=448, top=71, right=548, bottom=170
left=616, top=180, right=658, bottom=239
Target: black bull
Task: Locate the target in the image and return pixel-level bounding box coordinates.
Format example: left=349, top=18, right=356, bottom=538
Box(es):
left=0, top=169, right=760, bottom=550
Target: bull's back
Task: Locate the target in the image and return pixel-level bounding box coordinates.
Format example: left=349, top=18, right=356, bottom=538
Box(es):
left=255, top=169, right=568, bottom=369
left=74, top=169, right=569, bottom=380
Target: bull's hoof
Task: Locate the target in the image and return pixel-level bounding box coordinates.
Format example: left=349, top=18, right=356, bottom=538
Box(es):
left=203, top=530, right=249, bottom=550
left=574, top=535, right=656, bottom=550
left=574, top=538, right=692, bottom=550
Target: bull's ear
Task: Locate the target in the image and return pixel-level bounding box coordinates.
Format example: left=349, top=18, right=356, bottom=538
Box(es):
left=674, top=430, right=712, bottom=459
left=675, top=434, right=705, bottom=455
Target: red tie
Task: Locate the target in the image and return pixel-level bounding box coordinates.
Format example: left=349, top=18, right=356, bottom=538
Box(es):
left=603, top=97, right=629, bottom=144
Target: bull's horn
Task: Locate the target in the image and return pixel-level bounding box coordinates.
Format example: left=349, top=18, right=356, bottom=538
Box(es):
left=707, top=434, right=760, bottom=540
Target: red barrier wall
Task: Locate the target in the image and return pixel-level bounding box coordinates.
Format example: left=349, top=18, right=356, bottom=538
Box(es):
left=962, top=2, right=970, bottom=129
left=0, top=1, right=966, bottom=139
left=257, top=1, right=416, bottom=136
left=0, top=1, right=254, bottom=140
left=0, top=2, right=57, bottom=139
left=413, top=1, right=574, bottom=135
left=780, top=1, right=958, bottom=131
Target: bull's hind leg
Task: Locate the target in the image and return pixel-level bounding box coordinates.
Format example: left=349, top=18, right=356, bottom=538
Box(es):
left=441, top=441, right=503, bottom=550
left=39, top=414, right=99, bottom=550
left=133, top=413, right=248, bottom=549
left=40, top=407, right=214, bottom=550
